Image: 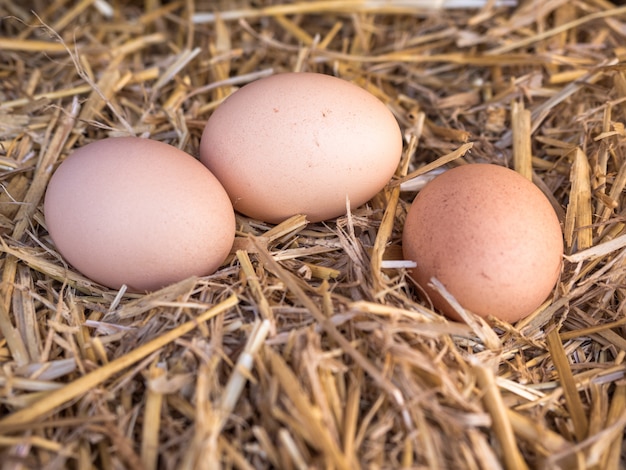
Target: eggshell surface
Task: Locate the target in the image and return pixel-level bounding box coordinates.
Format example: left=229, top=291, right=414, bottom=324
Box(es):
left=44, top=137, right=236, bottom=292
left=402, top=164, right=563, bottom=323
left=200, top=72, right=403, bottom=223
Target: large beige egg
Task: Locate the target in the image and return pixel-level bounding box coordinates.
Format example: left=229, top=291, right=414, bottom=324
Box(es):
left=402, top=164, right=563, bottom=323
left=44, top=137, right=236, bottom=292
left=200, top=72, right=403, bottom=223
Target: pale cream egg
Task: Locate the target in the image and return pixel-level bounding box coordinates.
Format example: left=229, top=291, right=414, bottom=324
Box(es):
left=44, top=137, right=236, bottom=292
left=200, top=72, right=403, bottom=223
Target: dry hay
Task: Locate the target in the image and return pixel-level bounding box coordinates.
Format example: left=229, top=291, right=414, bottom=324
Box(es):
left=1, top=0, right=626, bottom=469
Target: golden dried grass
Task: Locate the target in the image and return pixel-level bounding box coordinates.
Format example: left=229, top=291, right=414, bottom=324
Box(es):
left=1, top=0, right=626, bottom=468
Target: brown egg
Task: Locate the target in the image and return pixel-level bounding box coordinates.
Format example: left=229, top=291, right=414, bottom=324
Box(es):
left=200, top=72, right=403, bottom=223
left=402, top=164, right=563, bottom=323
left=44, top=137, right=236, bottom=292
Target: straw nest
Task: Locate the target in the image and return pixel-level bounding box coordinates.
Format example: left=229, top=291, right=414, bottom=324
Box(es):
left=1, top=1, right=626, bottom=469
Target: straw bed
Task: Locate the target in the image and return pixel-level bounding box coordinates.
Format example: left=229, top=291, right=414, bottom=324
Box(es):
left=1, top=0, right=626, bottom=468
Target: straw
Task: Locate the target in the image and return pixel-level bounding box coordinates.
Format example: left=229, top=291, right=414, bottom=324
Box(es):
left=3, top=1, right=626, bottom=467
left=0, top=295, right=238, bottom=429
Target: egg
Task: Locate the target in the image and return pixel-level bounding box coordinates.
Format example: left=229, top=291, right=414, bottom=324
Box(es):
left=200, top=72, right=403, bottom=223
left=402, top=163, right=563, bottom=323
left=44, top=137, right=236, bottom=292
